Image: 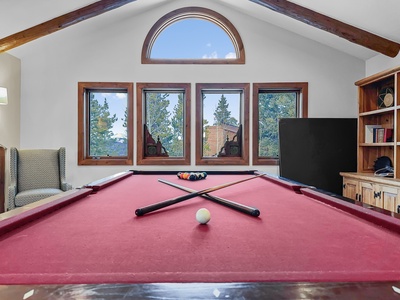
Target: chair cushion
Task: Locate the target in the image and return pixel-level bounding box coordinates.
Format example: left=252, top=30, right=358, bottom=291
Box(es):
left=14, top=188, right=63, bottom=207
left=17, top=149, right=61, bottom=192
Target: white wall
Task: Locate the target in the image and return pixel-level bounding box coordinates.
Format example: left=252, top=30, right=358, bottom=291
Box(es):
left=366, top=53, right=400, bottom=76
left=0, top=52, right=21, bottom=209
left=11, top=0, right=364, bottom=187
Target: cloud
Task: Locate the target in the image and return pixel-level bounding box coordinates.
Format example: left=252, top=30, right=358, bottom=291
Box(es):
left=116, top=93, right=127, bottom=99
left=100, top=92, right=127, bottom=100
left=202, top=51, right=218, bottom=59
left=225, top=52, right=236, bottom=59
left=206, top=43, right=212, bottom=47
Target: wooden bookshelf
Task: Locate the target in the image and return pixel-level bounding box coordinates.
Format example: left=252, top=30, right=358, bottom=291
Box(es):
left=341, top=66, right=400, bottom=213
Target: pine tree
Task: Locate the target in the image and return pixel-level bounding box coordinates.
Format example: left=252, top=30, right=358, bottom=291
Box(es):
left=169, top=93, right=184, bottom=156
left=146, top=92, right=172, bottom=150
left=258, top=93, right=296, bottom=157
left=213, top=94, right=238, bottom=126
left=89, top=94, right=118, bottom=156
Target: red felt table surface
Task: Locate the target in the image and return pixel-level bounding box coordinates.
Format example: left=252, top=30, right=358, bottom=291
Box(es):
left=1, top=173, right=400, bottom=284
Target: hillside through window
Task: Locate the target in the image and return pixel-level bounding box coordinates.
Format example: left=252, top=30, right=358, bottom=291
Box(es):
left=78, top=82, right=133, bottom=166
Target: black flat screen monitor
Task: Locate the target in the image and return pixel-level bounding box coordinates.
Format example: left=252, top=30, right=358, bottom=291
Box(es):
left=278, top=118, right=357, bottom=195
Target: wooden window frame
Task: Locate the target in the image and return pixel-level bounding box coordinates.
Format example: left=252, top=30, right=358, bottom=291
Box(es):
left=252, top=82, right=308, bottom=165
left=196, top=83, right=249, bottom=165
left=137, top=83, right=191, bottom=165
left=142, top=7, right=245, bottom=64
left=78, top=82, right=133, bottom=166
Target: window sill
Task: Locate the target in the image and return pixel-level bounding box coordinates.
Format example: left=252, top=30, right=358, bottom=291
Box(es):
left=78, top=158, right=133, bottom=166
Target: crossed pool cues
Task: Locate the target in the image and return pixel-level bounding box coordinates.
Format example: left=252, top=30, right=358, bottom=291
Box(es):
left=135, top=174, right=262, bottom=217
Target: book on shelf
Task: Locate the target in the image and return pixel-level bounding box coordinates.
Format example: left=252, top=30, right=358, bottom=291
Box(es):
left=384, top=128, right=394, bottom=142
left=376, top=128, right=385, bottom=143
left=365, top=125, right=382, bottom=143
left=365, top=125, right=394, bottom=143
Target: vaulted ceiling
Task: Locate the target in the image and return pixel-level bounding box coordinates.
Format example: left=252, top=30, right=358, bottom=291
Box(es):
left=1, top=0, right=399, bottom=60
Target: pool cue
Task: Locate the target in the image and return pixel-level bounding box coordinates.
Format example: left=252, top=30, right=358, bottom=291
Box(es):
left=158, top=179, right=260, bottom=217
left=135, top=173, right=265, bottom=216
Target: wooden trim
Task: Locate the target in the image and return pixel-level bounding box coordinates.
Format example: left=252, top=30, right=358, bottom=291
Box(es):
left=340, top=172, right=400, bottom=188
left=136, top=83, right=191, bottom=165
left=355, top=66, right=400, bottom=87
left=195, top=83, right=250, bottom=166
left=0, top=189, right=93, bottom=232
left=77, top=82, right=134, bottom=166
left=2, top=0, right=399, bottom=58
left=0, top=0, right=137, bottom=53
left=141, top=7, right=245, bottom=65
left=84, top=171, right=133, bottom=192
left=252, top=82, right=308, bottom=165
left=250, top=0, right=400, bottom=58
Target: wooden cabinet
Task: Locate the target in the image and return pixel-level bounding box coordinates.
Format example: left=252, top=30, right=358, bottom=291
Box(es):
left=341, top=66, right=400, bottom=213
left=342, top=177, right=358, bottom=200
left=342, top=176, right=375, bottom=204
left=356, top=66, right=400, bottom=177
left=359, top=181, right=375, bottom=205
left=341, top=172, right=400, bottom=213
left=380, top=185, right=400, bottom=212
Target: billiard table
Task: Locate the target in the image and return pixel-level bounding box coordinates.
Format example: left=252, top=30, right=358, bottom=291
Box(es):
left=1, top=170, right=400, bottom=299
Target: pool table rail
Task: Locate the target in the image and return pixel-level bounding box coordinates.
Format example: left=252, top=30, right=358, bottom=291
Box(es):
left=0, top=188, right=92, bottom=237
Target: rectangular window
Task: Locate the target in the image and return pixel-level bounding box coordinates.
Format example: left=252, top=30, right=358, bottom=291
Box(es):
left=78, top=82, right=133, bottom=165
left=252, top=83, right=308, bottom=165
left=196, top=83, right=249, bottom=165
left=137, top=83, right=191, bottom=165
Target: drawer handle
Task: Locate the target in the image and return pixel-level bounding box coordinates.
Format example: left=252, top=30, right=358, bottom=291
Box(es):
left=374, top=191, right=381, bottom=199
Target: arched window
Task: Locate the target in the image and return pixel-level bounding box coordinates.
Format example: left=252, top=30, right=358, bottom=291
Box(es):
left=142, top=7, right=245, bottom=64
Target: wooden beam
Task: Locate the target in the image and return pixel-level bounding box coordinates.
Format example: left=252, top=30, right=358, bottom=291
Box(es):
left=0, top=0, right=136, bottom=53
left=250, top=0, right=400, bottom=58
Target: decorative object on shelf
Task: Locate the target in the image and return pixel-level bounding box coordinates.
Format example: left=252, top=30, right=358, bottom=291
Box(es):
left=0, top=87, right=7, bottom=105
left=378, top=87, right=394, bottom=108
left=144, top=124, right=169, bottom=157
left=218, top=124, right=242, bottom=157
left=373, top=156, right=394, bottom=177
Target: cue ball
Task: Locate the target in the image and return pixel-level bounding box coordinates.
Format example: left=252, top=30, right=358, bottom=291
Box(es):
left=196, top=208, right=211, bottom=224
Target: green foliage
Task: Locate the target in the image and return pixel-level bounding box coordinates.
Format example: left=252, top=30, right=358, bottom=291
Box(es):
left=213, top=94, right=238, bottom=126
left=202, top=118, right=211, bottom=155
left=169, top=94, right=184, bottom=156
left=258, top=92, right=296, bottom=157
left=146, top=92, right=185, bottom=157
left=87, top=89, right=297, bottom=160
left=89, top=94, right=124, bottom=156
left=146, top=92, right=171, bottom=139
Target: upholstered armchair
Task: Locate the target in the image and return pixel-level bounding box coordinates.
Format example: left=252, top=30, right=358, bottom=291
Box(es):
left=8, top=147, right=72, bottom=210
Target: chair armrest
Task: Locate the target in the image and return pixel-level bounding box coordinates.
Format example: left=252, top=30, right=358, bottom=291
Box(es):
left=61, top=182, right=73, bottom=191
left=7, top=185, right=17, bottom=211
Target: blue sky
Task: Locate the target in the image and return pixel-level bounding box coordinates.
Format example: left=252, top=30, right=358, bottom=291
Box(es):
left=96, top=92, right=127, bottom=138
left=100, top=18, right=240, bottom=137
left=100, top=91, right=241, bottom=138
left=203, top=93, right=240, bottom=125
left=151, top=18, right=236, bottom=59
